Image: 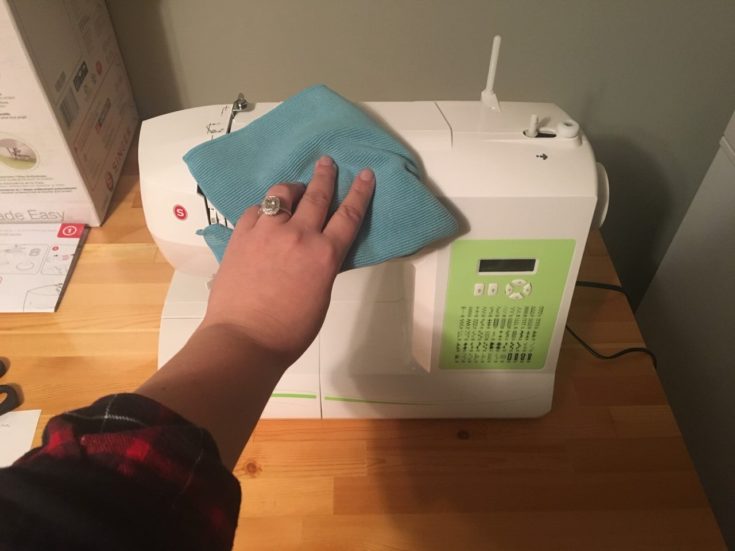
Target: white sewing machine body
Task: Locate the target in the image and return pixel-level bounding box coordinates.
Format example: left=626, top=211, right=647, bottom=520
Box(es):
left=139, top=91, right=607, bottom=419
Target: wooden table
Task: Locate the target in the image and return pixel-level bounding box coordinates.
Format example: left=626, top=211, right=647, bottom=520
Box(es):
left=1, top=144, right=725, bottom=550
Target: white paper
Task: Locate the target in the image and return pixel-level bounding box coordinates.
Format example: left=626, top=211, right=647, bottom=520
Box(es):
left=0, top=409, right=41, bottom=467
left=0, top=223, right=86, bottom=312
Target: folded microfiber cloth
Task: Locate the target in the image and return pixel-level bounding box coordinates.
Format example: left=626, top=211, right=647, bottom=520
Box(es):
left=183, top=84, right=459, bottom=270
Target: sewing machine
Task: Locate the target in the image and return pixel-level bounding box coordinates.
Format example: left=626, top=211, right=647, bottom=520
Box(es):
left=138, top=37, right=608, bottom=418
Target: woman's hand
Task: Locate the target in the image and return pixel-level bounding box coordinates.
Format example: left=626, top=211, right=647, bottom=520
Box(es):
left=138, top=156, right=374, bottom=466
left=200, top=156, right=375, bottom=367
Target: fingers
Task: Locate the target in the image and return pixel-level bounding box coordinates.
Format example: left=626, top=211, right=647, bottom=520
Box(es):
left=323, top=168, right=375, bottom=255
left=291, top=156, right=337, bottom=228
left=237, top=160, right=374, bottom=272
left=256, top=182, right=306, bottom=225
left=238, top=204, right=261, bottom=229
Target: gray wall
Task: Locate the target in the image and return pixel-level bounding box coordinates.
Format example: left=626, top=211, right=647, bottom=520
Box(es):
left=637, top=123, right=735, bottom=548
left=106, top=0, right=735, bottom=306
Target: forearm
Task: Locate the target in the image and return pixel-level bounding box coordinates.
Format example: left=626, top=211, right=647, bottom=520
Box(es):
left=136, top=323, right=289, bottom=468
left=137, top=159, right=374, bottom=470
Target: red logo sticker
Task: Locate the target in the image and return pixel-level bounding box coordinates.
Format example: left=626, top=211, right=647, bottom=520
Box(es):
left=58, top=223, right=85, bottom=238
left=173, top=205, right=188, bottom=220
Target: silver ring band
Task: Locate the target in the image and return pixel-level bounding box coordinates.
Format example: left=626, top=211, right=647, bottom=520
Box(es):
left=258, top=195, right=292, bottom=217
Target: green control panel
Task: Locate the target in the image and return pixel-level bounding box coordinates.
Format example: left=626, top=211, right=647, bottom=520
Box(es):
left=439, top=239, right=575, bottom=370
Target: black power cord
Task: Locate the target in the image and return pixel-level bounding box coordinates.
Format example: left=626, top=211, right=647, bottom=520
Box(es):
left=566, top=280, right=658, bottom=370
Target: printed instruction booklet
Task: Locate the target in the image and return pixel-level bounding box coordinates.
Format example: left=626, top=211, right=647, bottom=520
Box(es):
left=0, top=223, right=87, bottom=312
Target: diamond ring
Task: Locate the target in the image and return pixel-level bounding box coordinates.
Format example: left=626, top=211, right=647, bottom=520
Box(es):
left=258, top=195, right=292, bottom=217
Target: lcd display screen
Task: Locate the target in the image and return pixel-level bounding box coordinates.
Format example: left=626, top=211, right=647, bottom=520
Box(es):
left=478, top=259, right=536, bottom=273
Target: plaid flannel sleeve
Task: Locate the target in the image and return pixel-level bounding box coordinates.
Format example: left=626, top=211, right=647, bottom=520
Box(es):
left=0, top=393, right=241, bottom=551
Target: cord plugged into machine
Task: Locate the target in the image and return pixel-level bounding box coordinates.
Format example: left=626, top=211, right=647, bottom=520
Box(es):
left=567, top=280, right=658, bottom=370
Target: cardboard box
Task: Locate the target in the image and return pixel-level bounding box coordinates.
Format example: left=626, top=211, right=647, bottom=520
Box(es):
left=0, top=0, right=138, bottom=226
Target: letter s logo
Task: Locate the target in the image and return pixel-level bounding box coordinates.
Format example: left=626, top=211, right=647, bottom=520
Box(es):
left=173, top=205, right=187, bottom=221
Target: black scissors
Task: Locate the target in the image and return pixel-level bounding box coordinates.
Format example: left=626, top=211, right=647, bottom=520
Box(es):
left=0, top=358, right=22, bottom=416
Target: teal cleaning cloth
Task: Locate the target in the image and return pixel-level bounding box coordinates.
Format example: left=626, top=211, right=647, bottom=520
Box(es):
left=183, top=85, right=459, bottom=270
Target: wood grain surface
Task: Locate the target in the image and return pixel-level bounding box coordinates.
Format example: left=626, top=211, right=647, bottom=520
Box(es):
left=0, top=143, right=725, bottom=550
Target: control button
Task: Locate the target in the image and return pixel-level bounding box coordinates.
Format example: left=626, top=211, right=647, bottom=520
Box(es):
left=487, top=283, right=498, bottom=296
left=506, top=279, right=532, bottom=299
left=473, top=283, right=485, bottom=296
left=557, top=119, right=580, bottom=139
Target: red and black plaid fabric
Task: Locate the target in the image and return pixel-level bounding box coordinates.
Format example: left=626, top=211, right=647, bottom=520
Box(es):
left=0, top=393, right=241, bottom=550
